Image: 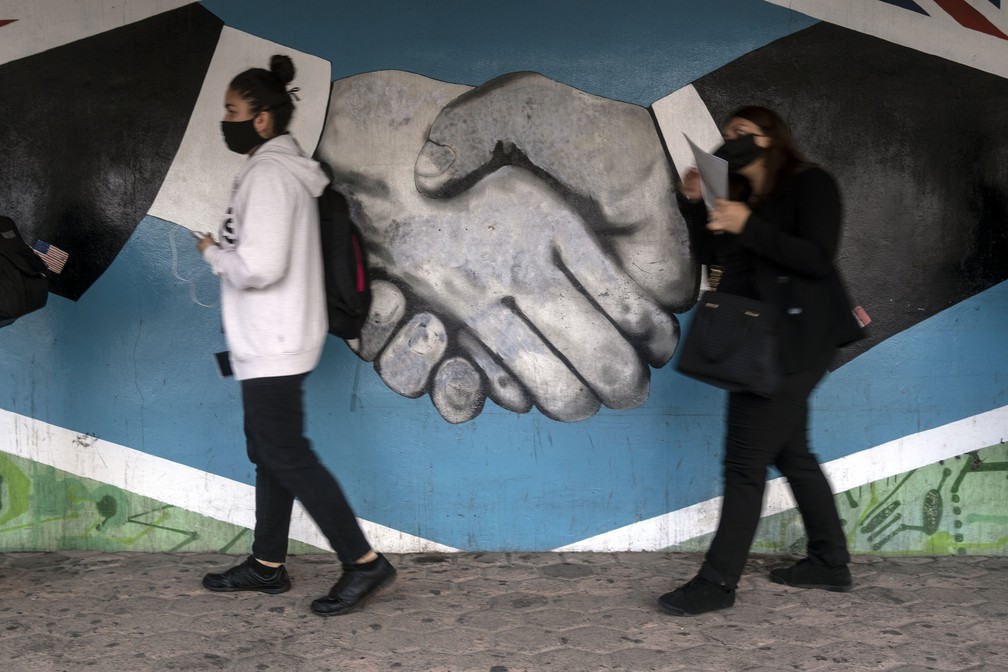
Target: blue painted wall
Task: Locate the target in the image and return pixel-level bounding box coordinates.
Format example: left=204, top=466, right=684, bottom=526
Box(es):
left=2, top=0, right=1005, bottom=552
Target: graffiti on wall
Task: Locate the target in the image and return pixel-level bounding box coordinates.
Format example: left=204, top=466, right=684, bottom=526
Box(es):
left=321, top=71, right=694, bottom=423
left=0, top=0, right=1006, bottom=553
left=0, top=451, right=322, bottom=554
left=3, top=6, right=1005, bottom=424
left=666, top=442, right=1008, bottom=556
left=5, top=439, right=1004, bottom=556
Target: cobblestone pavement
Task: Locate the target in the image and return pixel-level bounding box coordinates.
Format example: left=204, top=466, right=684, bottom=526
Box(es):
left=2, top=551, right=1007, bottom=671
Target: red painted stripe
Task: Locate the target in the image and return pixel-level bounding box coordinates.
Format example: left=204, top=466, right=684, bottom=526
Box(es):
left=932, top=0, right=1008, bottom=39
left=351, top=233, right=365, bottom=292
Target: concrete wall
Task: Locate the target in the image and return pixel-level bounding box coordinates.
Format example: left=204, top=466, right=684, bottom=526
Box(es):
left=1, top=0, right=1005, bottom=555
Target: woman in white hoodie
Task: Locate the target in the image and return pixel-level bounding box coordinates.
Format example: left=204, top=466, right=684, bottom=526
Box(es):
left=196, top=55, right=395, bottom=616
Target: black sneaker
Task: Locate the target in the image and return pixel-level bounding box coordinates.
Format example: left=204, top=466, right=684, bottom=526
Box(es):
left=769, top=558, right=852, bottom=592
left=202, top=556, right=291, bottom=594
left=658, top=576, right=735, bottom=616
left=311, top=553, right=396, bottom=616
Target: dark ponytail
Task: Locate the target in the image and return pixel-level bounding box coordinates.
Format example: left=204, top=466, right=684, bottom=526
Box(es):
left=229, top=54, right=297, bottom=135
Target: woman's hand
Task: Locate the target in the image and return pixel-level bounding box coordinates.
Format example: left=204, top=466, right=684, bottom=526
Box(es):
left=195, top=233, right=217, bottom=254
left=708, top=198, right=751, bottom=235
left=679, top=167, right=702, bottom=202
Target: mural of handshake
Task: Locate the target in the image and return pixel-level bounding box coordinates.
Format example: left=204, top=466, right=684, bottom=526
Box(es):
left=317, top=71, right=697, bottom=423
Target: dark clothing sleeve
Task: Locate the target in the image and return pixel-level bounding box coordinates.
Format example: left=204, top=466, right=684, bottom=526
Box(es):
left=677, top=192, right=715, bottom=266
left=676, top=188, right=757, bottom=299
left=680, top=166, right=863, bottom=373
left=735, top=167, right=841, bottom=279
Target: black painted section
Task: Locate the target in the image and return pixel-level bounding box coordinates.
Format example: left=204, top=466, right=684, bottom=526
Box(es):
left=692, top=23, right=1008, bottom=366
left=0, top=4, right=222, bottom=300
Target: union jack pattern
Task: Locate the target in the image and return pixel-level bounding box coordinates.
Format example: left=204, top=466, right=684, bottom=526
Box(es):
left=881, top=0, right=1007, bottom=39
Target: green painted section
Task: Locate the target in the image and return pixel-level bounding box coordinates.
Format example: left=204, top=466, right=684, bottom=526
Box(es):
left=668, top=443, right=1008, bottom=556
left=3, top=443, right=1006, bottom=555
left=0, top=453, right=325, bottom=554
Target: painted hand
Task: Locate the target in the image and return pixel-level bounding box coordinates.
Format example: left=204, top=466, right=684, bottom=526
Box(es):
left=318, top=71, right=697, bottom=423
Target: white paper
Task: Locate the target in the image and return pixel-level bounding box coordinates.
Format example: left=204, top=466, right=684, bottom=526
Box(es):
left=683, top=133, right=728, bottom=211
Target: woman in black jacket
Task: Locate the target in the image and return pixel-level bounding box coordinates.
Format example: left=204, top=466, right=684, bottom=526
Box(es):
left=660, top=106, right=863, bottom=617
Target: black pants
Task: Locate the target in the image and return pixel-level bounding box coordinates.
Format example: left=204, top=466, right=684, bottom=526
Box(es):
left=241, top=373, right=370, bottom=564
left=698, top=351, right=850, bottom=589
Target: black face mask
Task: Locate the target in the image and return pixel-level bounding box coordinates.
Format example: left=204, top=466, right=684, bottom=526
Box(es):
left=713, top=134, right=766, bottom=171
left=221, top=118, right=263, bottom=155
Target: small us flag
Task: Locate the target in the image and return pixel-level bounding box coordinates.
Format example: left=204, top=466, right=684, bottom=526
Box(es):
left=32, top=240, right=69, bottom=274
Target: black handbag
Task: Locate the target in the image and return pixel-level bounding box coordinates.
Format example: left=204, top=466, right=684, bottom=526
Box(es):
left=675, top=291, right=781, bottom=397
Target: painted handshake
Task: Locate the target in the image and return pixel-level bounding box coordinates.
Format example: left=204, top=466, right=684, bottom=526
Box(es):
left=317, top=71, right=697, bottom=423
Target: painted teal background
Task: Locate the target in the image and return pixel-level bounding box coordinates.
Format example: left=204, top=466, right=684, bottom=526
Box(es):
left=203, top=0, right=813, bottom=105
left=2, top=1, right=1006, bottom=551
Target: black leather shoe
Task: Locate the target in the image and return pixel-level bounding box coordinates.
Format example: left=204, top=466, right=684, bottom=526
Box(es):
left=311, top=553, right=396, bottom=616
left=770, top=558, right=852, bottom=592
left=202, top=556, right=291, bottom=594
left=658, top=576, right=735, bottom=616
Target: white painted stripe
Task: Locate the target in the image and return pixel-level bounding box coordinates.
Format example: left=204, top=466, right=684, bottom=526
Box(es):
left=763, top=0, right=1008, bottom=80
left=553, top=405, right=1008, bottom=551
left=4, top=404, right=1004, bottom=554
left=0, top=0, right=194, bottom=65
left=147, top=27, right=332, bottom=233
left=649, top=84, right=722, bottom=180
left=0, top=408, right=458, bottom=553
left=649, top=85, right=719, bottom=292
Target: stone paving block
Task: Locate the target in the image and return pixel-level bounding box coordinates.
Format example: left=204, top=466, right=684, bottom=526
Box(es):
left=9, top=653, right=82, bottom=672
left=3, top=551, right=1007, bottom=672
left=387, top=624, right=492, bottom=657
left=5, top=632, right=66, bottom=661
left=471, top=564, right=547, bottom=585
left=535, top=645, right=643, bottom=671
left=907, top=585, right=992, bottom=606
left=886, top=640, right=997, bottom=671
left=888, top=667, right=989, bottom=672
left=310, top=620, right=425, bottom=657
left=586, top=606, right=656, bottom=632
left=434, top=650, right=534, bottom=672
left=277, top=634, right=356, bottom=661
left=899, top=618, right=991, bottom=648
left=599, top=645, right=691, bottom=671
left=512, top=551, right=580, bottom=566
left=78, top=651, right=165, bottom=672
left=615, top=622, right=712, bottom=651
left=555, top=624, right=661, bottom=655
left=496, top=576, right=599, bottom=598
left=96, top=629, right=216, bottom=660
left=810, top=639, right=916, bottom=670
left=227, top=652, right=312, bottom=671
left=975, top=557, right=1008, bottom=571
left=489, top=624, right=565, bottom=654
left=962, top=619, right=1008, bottom=645
left=839, top=584, right=923, bottom=607
left=375, top=575, right=457, bottom=601
left=157, top=651, right=236, bottom=670
left=454, top=604, right=528, bottom=631
left=486, top=591, right=551, bottom=611
left=0, top=611, right=60, bottom=639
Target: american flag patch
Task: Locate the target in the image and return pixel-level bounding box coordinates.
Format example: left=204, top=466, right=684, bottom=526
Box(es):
left=32, top=240, right=69, bottom=274
left=853, top=305, right=873, bottom=328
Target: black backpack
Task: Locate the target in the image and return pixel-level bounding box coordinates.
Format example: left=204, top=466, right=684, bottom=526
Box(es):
left=318, top=186, right=371, bottom=339
left=0, top=216, right=48, bottom=328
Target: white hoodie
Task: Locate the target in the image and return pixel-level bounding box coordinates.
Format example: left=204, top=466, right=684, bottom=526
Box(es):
left=203, top=134, right=330, bottom=381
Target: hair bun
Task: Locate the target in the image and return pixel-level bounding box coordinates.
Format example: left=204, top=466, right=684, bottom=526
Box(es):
left=269, top=54, right=295, bottom=86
